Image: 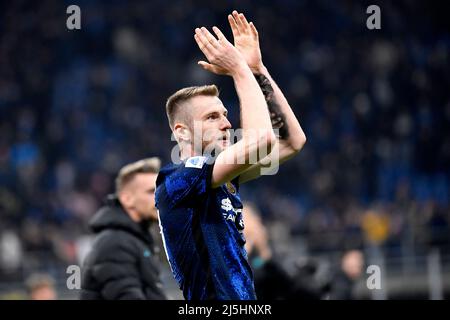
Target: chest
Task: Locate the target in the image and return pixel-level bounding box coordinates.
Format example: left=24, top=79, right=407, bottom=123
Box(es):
left=215, top=184, right=245, bottom=236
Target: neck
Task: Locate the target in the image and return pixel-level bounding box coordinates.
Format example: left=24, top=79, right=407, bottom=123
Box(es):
left=179, top=143, right=199, bottom=161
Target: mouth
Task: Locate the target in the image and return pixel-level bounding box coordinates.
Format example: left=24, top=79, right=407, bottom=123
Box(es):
left=219, top=136, right=230, bottom=146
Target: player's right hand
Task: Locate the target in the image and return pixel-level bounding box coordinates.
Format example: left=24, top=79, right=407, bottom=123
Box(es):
left=194, top=26, right=248, bottom=77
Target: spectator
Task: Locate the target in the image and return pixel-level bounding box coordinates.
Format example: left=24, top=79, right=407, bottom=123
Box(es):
left=25, top=273, right=57, bottom=300
left=80, top=158, right=167, bottom=300
left=329, top=250, right=365, bottom=300
left=243, top=202, right=327, bottom=300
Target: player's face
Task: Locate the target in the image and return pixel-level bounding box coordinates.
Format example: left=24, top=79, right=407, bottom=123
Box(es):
left=127, top=172, right=158, bottom=221
left=190, top=95, right=232, bottom=154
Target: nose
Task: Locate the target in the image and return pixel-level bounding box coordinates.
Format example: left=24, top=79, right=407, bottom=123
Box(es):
left=220, top=116, right=232, bottom=130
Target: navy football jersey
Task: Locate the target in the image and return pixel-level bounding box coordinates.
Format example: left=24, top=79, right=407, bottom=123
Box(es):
left=155, top=156, right=256, bottom=300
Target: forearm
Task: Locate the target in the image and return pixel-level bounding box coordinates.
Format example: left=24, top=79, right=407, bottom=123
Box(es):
left=254, top=65, right=306, bottom=151
left=212, top=65, right=275, bottom=186
left=232, top=65, right=273, bottom=135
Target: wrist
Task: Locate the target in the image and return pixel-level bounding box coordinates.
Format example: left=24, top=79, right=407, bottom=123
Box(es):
left=251, top=63, right=267, bottom=75
left=230, top=62, right=253, bottom=78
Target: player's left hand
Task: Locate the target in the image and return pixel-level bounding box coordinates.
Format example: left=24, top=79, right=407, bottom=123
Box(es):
left=228, top=11, right=264, bottom=74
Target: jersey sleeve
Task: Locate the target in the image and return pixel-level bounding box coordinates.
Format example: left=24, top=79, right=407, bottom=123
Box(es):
left=159, top=156, right=214, bottom=209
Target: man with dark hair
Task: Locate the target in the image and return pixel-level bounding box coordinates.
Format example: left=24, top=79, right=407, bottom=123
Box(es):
left=80, top=158, right=167, bottom=300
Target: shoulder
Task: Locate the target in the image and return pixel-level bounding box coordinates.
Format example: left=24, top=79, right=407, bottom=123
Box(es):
left=89, top=229, right=140, bottom=261
left=157, top=157, right=214, bottom=191
left=158, top=157, right=211, bottom=179
left=156, top=157, right=215, bottom=208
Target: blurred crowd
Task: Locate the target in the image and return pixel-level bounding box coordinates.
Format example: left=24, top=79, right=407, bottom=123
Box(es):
left=0, top=0, right=449, bottom=295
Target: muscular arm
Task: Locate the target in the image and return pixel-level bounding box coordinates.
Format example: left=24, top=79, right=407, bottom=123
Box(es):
left=193, top=26, right=276, bottom=188
left=212, top=66, right=277, bottom=187
left=224, top=11, right=306, bottom=184
left=238, top=67, right=306, bottom=184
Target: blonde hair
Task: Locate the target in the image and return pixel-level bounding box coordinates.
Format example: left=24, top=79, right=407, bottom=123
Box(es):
left=165, top=84, right=219, bottom=129
left=115, top=157, right=161, bottom=192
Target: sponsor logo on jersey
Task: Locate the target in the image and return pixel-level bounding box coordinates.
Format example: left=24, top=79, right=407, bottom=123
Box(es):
left=221, top=198, right=244, bottom=231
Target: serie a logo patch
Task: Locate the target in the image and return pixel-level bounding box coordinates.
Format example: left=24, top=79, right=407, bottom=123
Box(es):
left=185, top=156, right=208, bottom=169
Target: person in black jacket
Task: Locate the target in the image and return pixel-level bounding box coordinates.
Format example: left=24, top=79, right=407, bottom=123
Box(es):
left=243, top=202, right=329, bottom=300
left=328, top=250, right=364, bottom=300
left=80, top=158, right=167, bottom=300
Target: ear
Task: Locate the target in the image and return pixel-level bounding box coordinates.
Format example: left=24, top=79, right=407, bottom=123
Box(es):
left=174, top=123, right=191, bottom=143
left=118, top=190, right=134, bottom=209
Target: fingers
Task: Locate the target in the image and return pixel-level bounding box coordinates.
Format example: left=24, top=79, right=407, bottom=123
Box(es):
left=232, top=10, right=250, bottom=34
left=228, top=14, right=240, bottom=37
left=200, top=27, right=219, bottom=48
left=212, top=26, right=226, bottom=41
left=195, top=25, right=230, bottom=53
left=195, top=27, right=218, bottom=53
left=198, top=61, right=229, bottom=76
left=232, top=11, right=245, bottom=33
left=230, top=10, right=259, bottom=39
left=194, top=30, right=215, bottom=59
left=238, top=12, right=250, bottom=29
left=194, top=32, right=207, bottom=51
left=195, top=28, right=209, bottom=48
left=249, top=22, right=258, bottom=38
left=198, top=60, right=214, bottom=72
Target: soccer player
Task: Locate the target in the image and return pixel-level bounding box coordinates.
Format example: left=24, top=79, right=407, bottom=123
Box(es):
left=155, top=11, right=306, bottom=300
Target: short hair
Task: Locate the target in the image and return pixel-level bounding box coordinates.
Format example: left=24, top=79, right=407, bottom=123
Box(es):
left=165, top=84, right=219, bottom=129
left=115, top=157, right=161, bottom=193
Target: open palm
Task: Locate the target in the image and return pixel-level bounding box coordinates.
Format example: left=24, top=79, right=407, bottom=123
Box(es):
left=197, top=11, right=263, bottom=76
left=228, top=11, right=263, bottom=73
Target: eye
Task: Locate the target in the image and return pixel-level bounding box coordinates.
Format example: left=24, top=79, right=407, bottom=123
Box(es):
left=206, top=113, right=218, bottom=120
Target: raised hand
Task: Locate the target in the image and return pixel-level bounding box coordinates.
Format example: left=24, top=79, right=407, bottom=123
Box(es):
left=194, top=26, right=247, bottom=76
left=228, top=11, right=264, bottom=74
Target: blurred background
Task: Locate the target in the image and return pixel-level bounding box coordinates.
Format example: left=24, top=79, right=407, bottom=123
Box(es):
left=0, top=0, right=449, bottom=299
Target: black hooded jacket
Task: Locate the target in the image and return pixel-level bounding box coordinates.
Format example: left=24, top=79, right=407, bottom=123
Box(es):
left=80, top=197, right=167, bottom=300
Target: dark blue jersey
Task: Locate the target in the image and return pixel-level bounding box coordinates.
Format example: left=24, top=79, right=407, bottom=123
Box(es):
left=155, top=156, right=256, bottom=300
